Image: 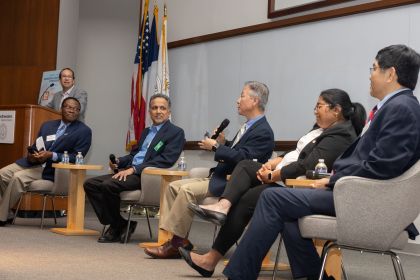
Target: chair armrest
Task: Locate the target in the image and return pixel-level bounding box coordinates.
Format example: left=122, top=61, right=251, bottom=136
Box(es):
left=140, top=167, right=162, bottom=206
left=51, top=168, right=70, bottom=196
left=333, top=172, right=420, bottom=250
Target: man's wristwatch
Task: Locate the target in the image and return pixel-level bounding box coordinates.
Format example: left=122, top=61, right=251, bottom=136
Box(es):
left=268, top=171, right=273, bottom=181
left=212, top=142, right=220, bottom=152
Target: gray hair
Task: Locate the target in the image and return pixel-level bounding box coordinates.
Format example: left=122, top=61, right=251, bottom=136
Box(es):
left=244, top=81, right=269, bottom=111
left=149, top=93, right=171, bottom=108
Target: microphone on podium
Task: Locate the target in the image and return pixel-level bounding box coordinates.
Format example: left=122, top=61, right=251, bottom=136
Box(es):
left=38, top=83, right=55, bottom=104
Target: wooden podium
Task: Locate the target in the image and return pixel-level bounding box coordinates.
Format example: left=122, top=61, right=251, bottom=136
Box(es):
left=0, top=104, right=63, bottom=211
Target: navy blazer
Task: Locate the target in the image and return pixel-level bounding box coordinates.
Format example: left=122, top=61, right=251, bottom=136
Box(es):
left=329, top=90, right=420, bottom=239
left=209, top=116, right=274, bottom=196
left=118, top=120, right=185, bottom=175
left=16, top=119, right=92, bottom=181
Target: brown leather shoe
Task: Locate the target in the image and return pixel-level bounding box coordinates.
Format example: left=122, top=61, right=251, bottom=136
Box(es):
left=144, top=239, right=193, bottom=259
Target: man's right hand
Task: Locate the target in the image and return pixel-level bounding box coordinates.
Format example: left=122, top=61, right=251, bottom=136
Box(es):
left=27, top=152, right=39, bottom=164
left=109, top=160, right=119, bottom=172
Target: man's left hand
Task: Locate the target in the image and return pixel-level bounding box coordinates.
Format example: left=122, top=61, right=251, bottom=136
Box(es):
left=112, top=168, right=134, bottom=181
left=33, top=151, right=53, bottom=163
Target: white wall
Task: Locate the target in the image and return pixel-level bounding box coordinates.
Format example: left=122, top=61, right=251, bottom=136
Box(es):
left=56, top=0, right=79, bottom=69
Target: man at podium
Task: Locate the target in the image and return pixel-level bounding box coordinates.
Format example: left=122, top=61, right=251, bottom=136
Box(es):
left=45, top=68, right=88, bottom=122
left=0, top=97, right=92, bottom=226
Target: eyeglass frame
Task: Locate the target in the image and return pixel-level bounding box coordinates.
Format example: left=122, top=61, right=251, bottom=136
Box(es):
left=314, top=103, right=332, bottom=111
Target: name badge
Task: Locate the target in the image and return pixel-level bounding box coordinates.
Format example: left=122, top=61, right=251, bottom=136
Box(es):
left=154, top=141, right=164, bottom=151
left=46, top=135, right=56, bottom=142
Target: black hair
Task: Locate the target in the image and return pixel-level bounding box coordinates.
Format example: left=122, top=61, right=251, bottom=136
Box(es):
left=61, top=97, right=81, bottom=110
left=376, top=45, right=420, bottom=90
left=59, top=68, right=75, bottom=79
left=149, top=93, right=171, bottom=108
left=320, top=88, right=366, bottom=136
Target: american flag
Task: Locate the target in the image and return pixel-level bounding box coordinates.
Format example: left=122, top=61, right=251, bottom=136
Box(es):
left=126, top=0, right=151, bottom=150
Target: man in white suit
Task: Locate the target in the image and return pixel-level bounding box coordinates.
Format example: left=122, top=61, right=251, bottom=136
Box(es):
left=46, top=68, right=88, bottom=121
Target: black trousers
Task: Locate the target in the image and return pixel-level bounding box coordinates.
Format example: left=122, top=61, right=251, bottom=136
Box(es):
left=213, top=160, right=277, bottom=255
left=83, top=174, right=141, bottom=228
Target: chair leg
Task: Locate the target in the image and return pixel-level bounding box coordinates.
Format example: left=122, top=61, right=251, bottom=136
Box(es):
left=124, top=205, right=133, bottom=244
left=12, top=194, right=24, bottom=225
left=272, top=234, right=283, bottom=280
left=389, top=252, right=406, bottom=280
left=318, top=242, right=338, bottom=280
left=40, top=195, right=47, bottom=229
left=50, top=196, right=57, bottom=225
left=145, top=207, right=153, bottom=239
left=341, top=258, right=349, bottom=280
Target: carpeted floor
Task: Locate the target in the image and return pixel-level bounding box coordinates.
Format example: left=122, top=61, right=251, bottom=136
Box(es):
left=0, top=203, right=419, bottom=280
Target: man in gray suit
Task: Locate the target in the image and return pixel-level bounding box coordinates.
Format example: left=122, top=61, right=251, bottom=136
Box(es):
left=46, top=68, right=88, bottom=121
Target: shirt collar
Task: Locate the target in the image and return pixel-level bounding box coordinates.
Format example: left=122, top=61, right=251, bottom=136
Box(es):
left=62, top=85, right=75, bottom=96
left=150, top=122, right=165, bottom=133
left=377, top=88, right=408, bottom=110
left=245, top=114, right=264, bottom=130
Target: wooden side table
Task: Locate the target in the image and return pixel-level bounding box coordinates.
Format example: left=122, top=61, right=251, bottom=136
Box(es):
left=50, top=163, right=103, bottom=236
left=139, top=168, right=188, bottom=248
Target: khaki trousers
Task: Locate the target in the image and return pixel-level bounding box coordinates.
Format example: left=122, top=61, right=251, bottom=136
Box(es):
left=159, top=178, right=211, bottom=238
left=0, top=163, right=43, bottom=221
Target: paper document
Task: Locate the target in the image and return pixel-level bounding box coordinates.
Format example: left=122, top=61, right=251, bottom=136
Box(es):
left=36, top=136, right=46, bottom=152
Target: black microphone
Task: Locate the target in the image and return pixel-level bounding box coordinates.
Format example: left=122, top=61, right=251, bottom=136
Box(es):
left=211, top=119, right=230, bottom=139
left=109, top=154, right=119, bottom=174
left=305, top=170, right=331, bottom=179
left=38, top=83, right=55, bottom=104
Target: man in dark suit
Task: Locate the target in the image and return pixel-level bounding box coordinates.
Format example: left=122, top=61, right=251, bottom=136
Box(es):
left=46, top=68, right=88, bottom=121
left=223, top=45, right=420, bottom=280
left=0, top=97, right=92, bottom=226
left=144, top=81, right=274, bottom=259
left=83, top=94, right=185, bottom=243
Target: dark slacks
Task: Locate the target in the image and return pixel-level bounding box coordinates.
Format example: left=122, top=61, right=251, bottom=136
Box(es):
left=223, top=187, right=335, bottom=280
left=83, top=174, right=141, bottom=228
left=213, top=160, right=275, bottom=255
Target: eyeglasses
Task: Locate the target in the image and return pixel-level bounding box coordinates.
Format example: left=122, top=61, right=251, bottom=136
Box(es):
left=61, top=75, right=74, bottom=79
left=314, top=104, right=331, bottom=111
left=62, top=105, right=80, bottom=112
left=369, top=65, right=386, bottom=74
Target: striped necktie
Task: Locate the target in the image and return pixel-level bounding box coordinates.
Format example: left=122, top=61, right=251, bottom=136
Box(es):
left=232, top=124, right=246, bottom=147
left=56, top=123, right=67, bottom=139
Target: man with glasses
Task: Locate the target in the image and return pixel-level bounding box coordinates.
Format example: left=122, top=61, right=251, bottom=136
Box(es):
left=223, top=45, right=420, bottom=280
left=0, top=97, right=92, bottom=226
left=46, top=68, right=88, bottom=121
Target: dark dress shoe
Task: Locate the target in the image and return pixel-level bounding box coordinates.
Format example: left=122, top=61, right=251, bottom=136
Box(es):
left=144, top=239, right=193, bottom=259
left=120, top=221, right=138, bottom=243
left=0, top=218, right=13, bottom=227
left=179, top=247, right=214, bottom=277
left=188, top=202, right=227, bottom=226
left=97, top=227, right=122, bottom=243
left=201, top=208, right=227, bottom=226
left=188, top=202, right=208, bottom=218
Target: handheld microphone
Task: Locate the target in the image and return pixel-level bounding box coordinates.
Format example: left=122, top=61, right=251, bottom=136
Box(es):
left=109, top=154, right=119, bottom=174
left=38, top=83, right=55, bottom=104
left=211, top=119, right=230, bottom=139
left=306, top=170, right=331, bottom=179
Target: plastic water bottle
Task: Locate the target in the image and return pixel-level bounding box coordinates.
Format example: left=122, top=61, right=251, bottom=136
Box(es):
left=62, top=151, right=70, bottom=164
left=315, top=159, right=328, bottom=174
left=75, top=152, right=84, bottom=165
left=177, top=155, right=186, bottom=171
